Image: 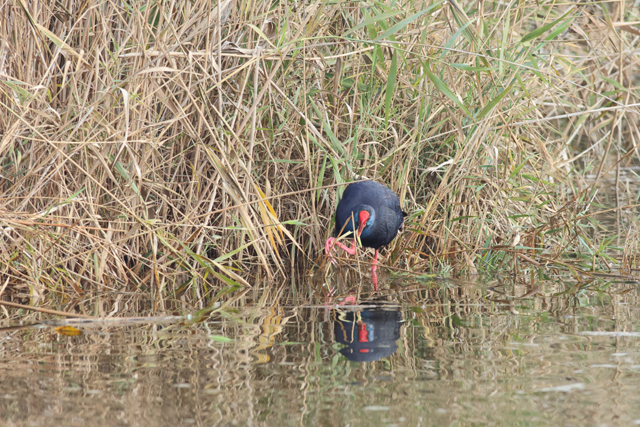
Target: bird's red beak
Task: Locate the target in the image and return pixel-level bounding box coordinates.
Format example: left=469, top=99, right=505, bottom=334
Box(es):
left=357, top=211, right=370, bottom=236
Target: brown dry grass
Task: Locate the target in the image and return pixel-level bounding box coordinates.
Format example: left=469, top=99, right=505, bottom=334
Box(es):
left=0, top=0, right=639, bottom=311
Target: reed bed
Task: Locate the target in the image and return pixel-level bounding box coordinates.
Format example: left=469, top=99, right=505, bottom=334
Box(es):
left=0, top=0, right=639, bottom=310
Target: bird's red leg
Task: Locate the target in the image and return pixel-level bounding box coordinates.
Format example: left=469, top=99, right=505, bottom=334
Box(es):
left=325, top=237, right=358, bottom=264
left=371, top=249, right=379, bottom=291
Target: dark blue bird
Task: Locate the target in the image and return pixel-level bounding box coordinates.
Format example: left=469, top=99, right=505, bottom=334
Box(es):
left=325, top=180, right=406, bottom=290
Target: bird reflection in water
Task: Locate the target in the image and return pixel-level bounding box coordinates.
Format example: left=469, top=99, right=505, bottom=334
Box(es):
left=333, top=307, right=402, bottom=362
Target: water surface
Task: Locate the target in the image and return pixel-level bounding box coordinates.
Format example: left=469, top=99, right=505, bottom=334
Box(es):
left=2, top=278, right=640, bottom=426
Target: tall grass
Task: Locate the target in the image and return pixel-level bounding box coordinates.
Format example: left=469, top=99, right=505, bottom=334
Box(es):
left=0, top=0, right=638, bottom=308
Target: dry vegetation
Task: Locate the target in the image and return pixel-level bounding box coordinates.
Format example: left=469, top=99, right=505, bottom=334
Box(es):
left=0, top=0, right=639, bottom=310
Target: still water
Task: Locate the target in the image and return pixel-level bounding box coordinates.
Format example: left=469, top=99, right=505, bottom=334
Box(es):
left=2, top=277, right=640, bottom=426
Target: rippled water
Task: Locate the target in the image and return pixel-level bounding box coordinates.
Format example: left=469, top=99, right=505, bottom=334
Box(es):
left=3, top=278, right=640, bottom=426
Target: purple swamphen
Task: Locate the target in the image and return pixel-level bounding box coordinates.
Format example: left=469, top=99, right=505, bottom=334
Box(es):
left=325, top=180, right=406, bottom=290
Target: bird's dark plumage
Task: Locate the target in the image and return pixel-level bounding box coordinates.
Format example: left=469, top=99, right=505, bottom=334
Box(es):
left=334, top=180, right=405, bottom=249
left=325, top=180, right=406, bottom=291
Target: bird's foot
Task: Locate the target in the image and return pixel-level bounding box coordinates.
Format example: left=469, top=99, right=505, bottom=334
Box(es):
left=324, top=237, right=338, bottom=265
left=325, top=237, right=357, bottom=256
left=324, top=237, right=358, bottom=265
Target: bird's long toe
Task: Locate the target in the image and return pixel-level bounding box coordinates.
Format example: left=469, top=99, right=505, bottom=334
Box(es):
left=325, top=237, right=336, bottom=255
left=325, top=237, right=338, bottom=264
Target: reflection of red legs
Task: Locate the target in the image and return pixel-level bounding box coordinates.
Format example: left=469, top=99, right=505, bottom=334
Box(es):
left=325, top=287, right=357, bottom=306
left=371, top=249, right=379, bottom=291
left=358, top=322, right=369, bottom=342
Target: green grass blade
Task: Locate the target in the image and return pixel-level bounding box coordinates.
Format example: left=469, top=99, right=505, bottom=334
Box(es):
left=374, top=2, right=444, bottom=42
left=521, top=8, right=574, bottom=43
left=441, top=19, right=475, bottom=59
left=476, top=81, right=515, bottom=119
left=424, top=61, right=471, bottom=117
left=385, top=49, right=398, bottom=124
left=343, top=11, right=401, bottom=38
